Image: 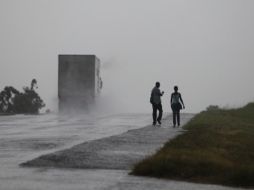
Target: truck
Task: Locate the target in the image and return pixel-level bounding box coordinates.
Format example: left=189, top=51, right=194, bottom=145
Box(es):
left=58, top=55, right=102, bottom=111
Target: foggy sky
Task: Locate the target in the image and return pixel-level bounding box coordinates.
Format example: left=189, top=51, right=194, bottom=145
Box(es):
left=0, top=0, right=254, bottom=113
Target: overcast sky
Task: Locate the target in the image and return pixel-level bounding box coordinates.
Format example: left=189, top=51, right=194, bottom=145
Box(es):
left=0, top=0, right=254, bottom=113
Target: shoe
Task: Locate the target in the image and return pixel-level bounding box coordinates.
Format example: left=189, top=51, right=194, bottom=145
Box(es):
left=153, top=122, right=156, bottom=126
left=157, top=120, right=161, bottom=125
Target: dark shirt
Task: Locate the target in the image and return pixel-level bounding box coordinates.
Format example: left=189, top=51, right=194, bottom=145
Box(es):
left=151, top=87, right=162, bottom=105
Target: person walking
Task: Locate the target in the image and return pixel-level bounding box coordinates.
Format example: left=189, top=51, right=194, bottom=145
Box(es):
left=150, top=82, right=164, bottom=126
left=171, top=86, right=185, bottom=127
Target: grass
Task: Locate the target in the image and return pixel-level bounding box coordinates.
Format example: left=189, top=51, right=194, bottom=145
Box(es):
left=131, top=103, right=254, bottom=187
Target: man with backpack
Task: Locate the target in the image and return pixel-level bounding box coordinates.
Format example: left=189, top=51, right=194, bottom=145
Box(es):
left=150, top=82, right=164, bottom=126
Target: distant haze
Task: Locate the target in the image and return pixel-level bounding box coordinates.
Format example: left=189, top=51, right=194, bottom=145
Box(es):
left=0, top=0, right=254, bottom=113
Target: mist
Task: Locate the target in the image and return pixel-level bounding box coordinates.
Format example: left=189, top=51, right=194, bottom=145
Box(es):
left=1, top=0, right=254, bottom=113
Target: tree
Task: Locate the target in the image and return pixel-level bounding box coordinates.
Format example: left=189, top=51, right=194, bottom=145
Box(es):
left=0, top=79, right=45, bottom=114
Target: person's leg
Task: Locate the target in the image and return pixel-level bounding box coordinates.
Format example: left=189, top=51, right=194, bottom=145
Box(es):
left=177, top=111, right=180, bottom=126
left=152, top=104, right=157, bottom=125
left=173, top=112, right=176, bottom=127
left=157, top=103, right=163, bottom=124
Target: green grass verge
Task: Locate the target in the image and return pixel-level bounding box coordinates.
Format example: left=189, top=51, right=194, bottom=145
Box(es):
left=131, top=103, right=254, bottom=187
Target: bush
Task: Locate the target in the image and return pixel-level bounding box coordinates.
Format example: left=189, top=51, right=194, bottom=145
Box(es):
left=0, top=79, right=45, bottom=114
left=206, top=105, right=220, bottom=111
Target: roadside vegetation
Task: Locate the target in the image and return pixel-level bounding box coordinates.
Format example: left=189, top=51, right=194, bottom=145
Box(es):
left=0, top=79, right=45, bottom=114
left=131, top=103, right=254, bottom=187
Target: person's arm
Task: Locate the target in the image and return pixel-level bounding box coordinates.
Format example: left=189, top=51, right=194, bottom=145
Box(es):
left=170, top=93, right=173, bottom=105
left=160, top=91, right=164, bottom=96
left=179, top=93, right=185, bottom=109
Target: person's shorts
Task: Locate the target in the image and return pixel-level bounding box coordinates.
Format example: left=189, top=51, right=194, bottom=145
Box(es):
left=171, top=103, right=182, bottom=112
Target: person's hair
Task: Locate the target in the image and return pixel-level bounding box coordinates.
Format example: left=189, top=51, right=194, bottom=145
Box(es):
left=174, top=85, right=178, bottom=92
left=156, top=82, right=160, bottom=87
